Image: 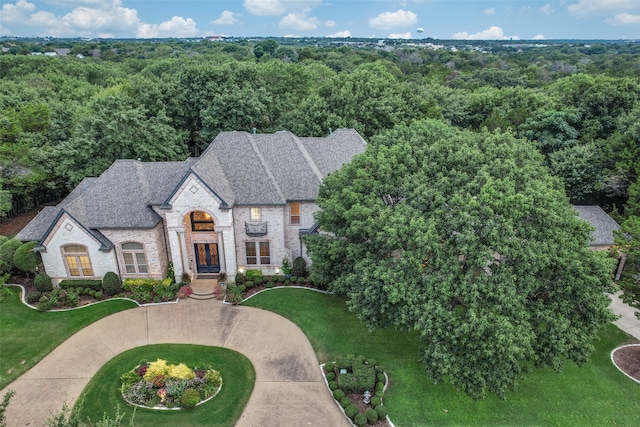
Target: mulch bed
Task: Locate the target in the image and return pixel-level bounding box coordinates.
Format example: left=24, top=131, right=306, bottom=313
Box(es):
left=612, top=345, right=640, bottom=381
left=346, top=393, right=389, bottom=426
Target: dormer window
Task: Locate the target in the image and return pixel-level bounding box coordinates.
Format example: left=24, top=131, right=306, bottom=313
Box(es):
left=191, top=211, right=214, bottom=231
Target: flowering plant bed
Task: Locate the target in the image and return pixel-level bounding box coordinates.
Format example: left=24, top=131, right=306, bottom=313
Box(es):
left=120, top=358, right=223, bottom=409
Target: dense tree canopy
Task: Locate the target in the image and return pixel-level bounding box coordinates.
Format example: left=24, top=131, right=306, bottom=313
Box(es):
left=306, top=120, right=615, bottom=399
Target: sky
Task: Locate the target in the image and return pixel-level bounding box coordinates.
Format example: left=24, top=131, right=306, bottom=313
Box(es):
left=2, top=0, right=640, bottom=40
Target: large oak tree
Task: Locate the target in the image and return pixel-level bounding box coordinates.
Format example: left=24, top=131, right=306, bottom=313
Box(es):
left=306, top=119, right=615, bottom=399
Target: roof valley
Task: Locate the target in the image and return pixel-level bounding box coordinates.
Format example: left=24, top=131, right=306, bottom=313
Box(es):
left=246, top=132, right=287, bottom=203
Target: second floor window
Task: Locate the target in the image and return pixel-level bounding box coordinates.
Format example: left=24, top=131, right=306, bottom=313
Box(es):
left=250, top=207, right=261, bottom=222
left=289, top=202, right=301, bottom=225
left=191, top=211, right=214, bottom=231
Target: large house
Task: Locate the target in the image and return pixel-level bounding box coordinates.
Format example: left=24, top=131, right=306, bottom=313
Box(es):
left=17, top=129, right=366, bottom=284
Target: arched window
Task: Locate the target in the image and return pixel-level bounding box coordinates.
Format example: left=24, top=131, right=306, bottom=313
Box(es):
left=63, top=244, right=93, bottom=277
left=122, top=242, right=148, bottom=274
left=191, top=211, right=215, bottom=231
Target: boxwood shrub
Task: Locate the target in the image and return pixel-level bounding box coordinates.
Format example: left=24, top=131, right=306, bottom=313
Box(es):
left=332, top=389, right=345, bottom=401
left=370, top=396, right=382, bottom=407
left=354, top=412, right=367, bottom=427
left=265, top=281, right=275, bottom=288
left=375, top=405, right=388, bottom=418
left=337, top=359, right=376, bottom=394
left=102, top=271, right=121, bottom=296
left=365, top=408, right=378, bottom=424
left=344, top=404, right=359, bottom=420
left=59, top=279, right=102, bottom=291
left=340, top=397, right=352, bottom=409
left=34, top=273, right=53, bottom=293
left=325, top=371, right=335, bottom=381
left=328, top=381, right=338, bottom=391
left=26, top=291, right=41, bottom=303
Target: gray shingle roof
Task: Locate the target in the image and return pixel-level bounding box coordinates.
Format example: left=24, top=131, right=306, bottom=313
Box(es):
left=574, top=205, right=620, bottom=246
left=18, top=129, right=366, bottom=242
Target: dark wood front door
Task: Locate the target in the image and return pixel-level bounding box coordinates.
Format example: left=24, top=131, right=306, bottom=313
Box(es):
left=194, top=243, right=220, bottom=273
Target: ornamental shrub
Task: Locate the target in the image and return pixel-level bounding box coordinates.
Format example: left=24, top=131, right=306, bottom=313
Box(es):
left=332, top=389, right=345, bottom=401
left=292, top=256, right=307, bottom=277
left=325, top=371, right=335, bottom=381
left=144, top=359, right=169, bottom=382
left=376, top=381, right=384, bottom=391
left=245, top=269, right=262, bottom=282
left=377, top=373, right=385, bottom=383
left=290, top=276, right=298, bottom=283
left=0, top=238, right=22, bottom=274
left=167, top=363, right=195, bottom=380
left=370, top=396, right=382, bottom=407
left=65, top=288, right=79, bottom=307
left=328, top=381, right=338, bottom=391
left=234, top=272, right=244, bottom=284
left=34, top=272, right=53, bottom=293
left=340, top=396, right=352, bottom=409
left=26, top=291, right=41, bottom=303
left=12, top=241, right=39, bottom=275
left=324, top=362, right=334, bottom=372
left=276, top=275, right=284, bottom=283
left=245, top=280, right=254, bottom=289
left=84, top=288, right=92, bottom=295
left=375, top=390, right=384, bottom=397
left=180, top=389, right=200, bottom=409
left=265, top=281, right=275, bottom=288
left=366, top=408, right=378, bottom=424
left=102, top=272, right=121, bottom=296
left=354, top=412, right=368, bottom=427
left=375, top=405, right=388, bottom=418
left=95, top=291, right=103, bottom=299
left=344, top=405, right=359, bottom=419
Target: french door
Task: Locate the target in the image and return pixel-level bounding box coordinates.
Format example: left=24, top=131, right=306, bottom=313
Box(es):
left=194, top=243, right=220, bottom=273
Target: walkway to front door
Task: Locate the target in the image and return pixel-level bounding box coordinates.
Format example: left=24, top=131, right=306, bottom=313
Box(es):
left=194, top=243, right=220, bottom=273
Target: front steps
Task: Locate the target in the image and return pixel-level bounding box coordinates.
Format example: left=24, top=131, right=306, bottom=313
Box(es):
left=188, top=278, right=219, bottom=300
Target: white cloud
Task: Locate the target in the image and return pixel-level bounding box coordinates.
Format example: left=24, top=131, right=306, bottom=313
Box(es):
left=137, top=16, right=199, bottom=38
left=484, top=8, right=495, bottom=15
left=325, top=20, right=336, bottom=27
left=567, top=0, right=640, bottom=17
left=0, top=0, right=36, bottom=22
left=279, top=12, right=320, bottom=30
left=213, top=10, right=240, bottom=25
left=243, top=0, right=322, bottom=16
left=389, top=32, right=412, bottom=39
left=533, top=34, right=546, bottom=39
left=369, top=9, right=417, bottom=30
left=606, top=12, right=640, bottom=24
left=540, top=4, right=555, bottom=15
left=327, top=30, right=350, bottom=37
left=452, top=26, right=519, bottom=40
left=59, top=5, right=139, bottom=32
left=25, top=10, right=57, bottom=26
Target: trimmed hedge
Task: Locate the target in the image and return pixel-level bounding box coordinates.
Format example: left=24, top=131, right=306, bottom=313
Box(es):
left=366, top=408, right=378, bottom=424
left=370, top=396, right=382, bottom=407
left=59, top=279, right=102, bottom=291
left=375, top=405, right=388, bottom=418
left=340, top=397, right=352, bottom=409
left=329, top=381, right=338, bottom=391
left=332, top=389, right=345, bottom=401
left=337, top=359, right=376, bottom=394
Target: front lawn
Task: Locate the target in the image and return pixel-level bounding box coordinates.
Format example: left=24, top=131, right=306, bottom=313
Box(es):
left=243, top=288, right=640, bottom=426
left=0, top=286, right=138, bottom=389
left=75, top=344, right=255, bottom=427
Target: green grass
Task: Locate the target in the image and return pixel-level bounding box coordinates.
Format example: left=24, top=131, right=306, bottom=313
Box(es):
left=0, top=286, right=138, bottom=389
left=75, top=344, right=255, bottom=427
left=244, top=288, right=640, bottom=426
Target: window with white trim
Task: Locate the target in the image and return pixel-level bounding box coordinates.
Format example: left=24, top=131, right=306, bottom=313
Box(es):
left=63, top=244, right=94, bottom=277
left=250, top=207, right=261, bottom=222
left=245, top=241, right=270, bottom=265
left=121, top=242, right=148, bottom=274
left=289, top=202, right=301, bottom=225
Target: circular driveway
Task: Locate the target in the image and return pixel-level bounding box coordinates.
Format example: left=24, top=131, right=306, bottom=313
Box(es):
left=2, top=299, right=349, bottom=427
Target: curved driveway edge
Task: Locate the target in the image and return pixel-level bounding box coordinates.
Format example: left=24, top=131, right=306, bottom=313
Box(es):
left=2, top=299, right=350, bottom=427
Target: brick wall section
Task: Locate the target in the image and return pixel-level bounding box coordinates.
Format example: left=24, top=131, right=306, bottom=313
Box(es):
left=41, top=213, right=117, bottom=285
left=233, top=205, right=286, bottom=275
left=100, top=223, right=168, bottom=280
left=284, top=201, right=318, bottom=263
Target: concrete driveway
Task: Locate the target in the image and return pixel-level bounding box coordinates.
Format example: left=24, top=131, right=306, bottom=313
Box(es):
left=2, top=299, right=349, bottom=427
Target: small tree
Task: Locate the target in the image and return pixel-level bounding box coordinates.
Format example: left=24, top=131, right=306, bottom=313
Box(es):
left=0, top=238, right=22, bottom=274
left=292, top=256, right=307, bottom=278
left=13, top=241, right=40, bottom=277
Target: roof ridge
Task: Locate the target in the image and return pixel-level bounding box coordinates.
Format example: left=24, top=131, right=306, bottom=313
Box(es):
left=246, top=132, right=286, bottom=203
left=290, top=133, right=324, bottom=183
